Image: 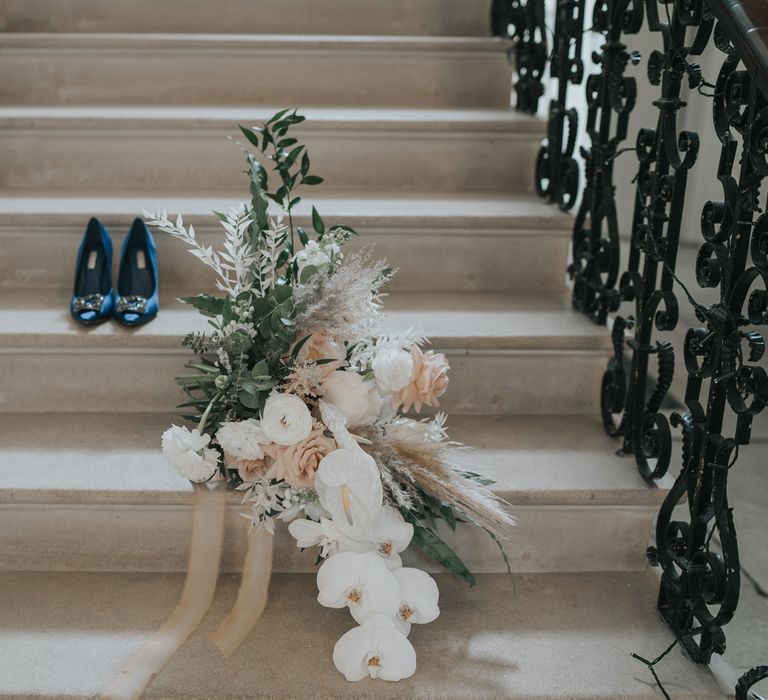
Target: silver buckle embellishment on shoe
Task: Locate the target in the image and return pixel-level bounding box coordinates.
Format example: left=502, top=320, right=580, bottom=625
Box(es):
left=116, top=295, right=147, bottom=313
left=73, top=294, right=105, bottom=313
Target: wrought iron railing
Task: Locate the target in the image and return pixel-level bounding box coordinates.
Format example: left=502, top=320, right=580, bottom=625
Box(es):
left=493, top=0, right=768, bottom=695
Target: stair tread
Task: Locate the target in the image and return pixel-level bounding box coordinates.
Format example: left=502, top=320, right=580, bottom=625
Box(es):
left=0, top=413, right=670, bottom=507
left=0, top=569, right=724, bottom=699
left=0, top=192, right=571, bottom=231
left=0, top=291, right=611, bottom=351
left=1, top=32, right=505, bottom=51
left=0, top=106, right=545, bottom=132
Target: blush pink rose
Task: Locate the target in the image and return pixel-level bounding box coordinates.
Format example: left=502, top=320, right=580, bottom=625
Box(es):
left=293, top=332, right=347, bottom=380
left=396, top=346, right=449, bottom=413
left=225, top=454, right=270, bottom=482
left=264, top=428, right=337, bottom=489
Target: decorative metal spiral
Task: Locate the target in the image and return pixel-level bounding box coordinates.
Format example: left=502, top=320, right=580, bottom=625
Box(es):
left=651, top=30, right=768, bottom=664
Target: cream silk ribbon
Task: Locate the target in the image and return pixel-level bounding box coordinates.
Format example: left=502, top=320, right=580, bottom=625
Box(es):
left=102, top=482, right=273, bottom=699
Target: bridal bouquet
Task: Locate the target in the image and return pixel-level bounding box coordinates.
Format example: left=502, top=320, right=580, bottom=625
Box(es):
left=148, top=110, right=514, bottom=682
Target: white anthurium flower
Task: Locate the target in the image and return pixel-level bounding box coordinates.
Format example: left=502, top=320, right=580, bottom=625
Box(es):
left=294, top=239, right=331, bottom=272
left=260, top=391, right=313, bottom=446
left=318, top=400, right=357, bottom=450
left=315, top=448, right=383, bottom=539
left=317, top=551, right=400, bottom=624
left=392, top=568, right=440, bottom=637
left=288, top=517, right=345, bottom=559
left=373, top=347, right=415, bottom=394
left=161, top=425, right=219, bottom=483
left=215, top=418, right=269, bottom=459
left=333, top=615, right=417, bottom=682
left=322, top=370, right=382, bottom=428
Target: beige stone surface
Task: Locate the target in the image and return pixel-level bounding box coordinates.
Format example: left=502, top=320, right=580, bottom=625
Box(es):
left=0, top=107, right=544, bottom=195
left=0, top=570, right=726, bottom=699
left=0, top=34, right=511, bottom=109
left=0, top=193, right=572, bottom=293
left=1, top=0, right=492, bottom=36
left=0, top=413, right=664, bottom=574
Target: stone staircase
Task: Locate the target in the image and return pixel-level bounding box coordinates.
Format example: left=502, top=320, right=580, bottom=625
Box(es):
left=0, top=1, right=726, bottom=697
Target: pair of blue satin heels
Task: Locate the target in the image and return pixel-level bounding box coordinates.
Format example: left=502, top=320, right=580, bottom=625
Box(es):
left=70, top=217, right=159, bottom=327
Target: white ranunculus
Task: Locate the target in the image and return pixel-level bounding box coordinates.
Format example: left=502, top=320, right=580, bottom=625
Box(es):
left=260, top=391, right=313, bottom=446
left=333, top=615, right=417, bottom=682
left=317, top=551, right=400, bottom=624
left=161, top=424, right=219, bottom=483
left=322, top=371, right=381, bottom=428
left=295, top=240, right=331, bottom=272
left=315, top=448, right=383, bottom=539
left=215, top=418, right=268, bottom=459
left=392, top=567, right=440, bottom=636
left=373, top=347, right=414, bottom=394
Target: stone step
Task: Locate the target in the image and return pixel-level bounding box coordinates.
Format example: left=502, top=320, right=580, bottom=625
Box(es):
left=0, top=291, right=610, bottom=415
left=0, top=193, right=571, bottom=293
left=0, top=412, right=669, bottom=574
left=0, top=107, right=544, bottom=195
left=0, top=34, right=511, bottom=109
left=0, top=569, right=724, bottom=698
left=1, top=0, right=492, bottom=36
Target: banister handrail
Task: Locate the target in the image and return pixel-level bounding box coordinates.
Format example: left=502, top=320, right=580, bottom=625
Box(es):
left=712, top=0, right=768, bottom=95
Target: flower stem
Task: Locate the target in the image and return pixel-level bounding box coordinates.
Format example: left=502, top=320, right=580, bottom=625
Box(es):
left=198, top=392, right=223, bottom=433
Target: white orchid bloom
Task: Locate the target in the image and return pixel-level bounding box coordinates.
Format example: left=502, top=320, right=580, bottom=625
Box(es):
left=315, top=448, right=383, bottom=539
left=392, top=567, right=440, bottom=636
left=288, top=517, right=344, bottom=559
left=333, top=615, right=417, bottom=682
left=317, top=551, right=400, bottom=624
left=361, top=506, right=414, bottom=569
left=161, top=425, right=219, bottom=483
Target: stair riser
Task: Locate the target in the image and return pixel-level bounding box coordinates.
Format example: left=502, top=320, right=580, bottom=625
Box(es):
left=0, top=226, right=568, bottom=293
left=0, top=0, right=491, bottom=36
left=0, top=46, right=511, bottom=109
left=0, top=127, right=541, bottom=195
left=0, top=350, right=605, bottom=415
left=0, top=503, right=656, bottom=573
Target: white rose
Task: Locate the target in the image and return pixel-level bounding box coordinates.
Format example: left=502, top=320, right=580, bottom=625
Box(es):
left=261, top=391, right=313, bottom=446
left=373, top=347, right=414, bottom=394
left=161, top=424, right=219, bottom=483
left=295, top=240, right=331, bottom=272
left=215, top=418, right=269, bottom=459
left=322, top=371, right=381, bottom=428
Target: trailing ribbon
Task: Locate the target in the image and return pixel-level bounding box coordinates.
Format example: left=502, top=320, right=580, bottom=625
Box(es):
left=102, top=484, right=226, bottom=700
left=102, top=483, right=275, bottom=699
left=208, top=525, right=274, bottom=656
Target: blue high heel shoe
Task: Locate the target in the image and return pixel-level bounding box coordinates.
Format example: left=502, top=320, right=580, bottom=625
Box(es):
left=115, top=218, right=159, bottom=326
left=70, top=217, right=114, bottom=325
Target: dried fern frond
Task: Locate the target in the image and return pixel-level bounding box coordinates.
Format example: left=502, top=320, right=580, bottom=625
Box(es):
left=292, top=249, right=395, bottom=342
left=358, top=427, right=516, bottom=538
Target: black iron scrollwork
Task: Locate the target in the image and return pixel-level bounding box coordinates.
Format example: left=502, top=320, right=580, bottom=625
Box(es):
left=568, top=0, right=643, bottom=324
left=601, top=0, right=713, bottom=480
left=650, top=26, right=768, bottom=663
left=535, top=0, right=585, bottom=211
left=491, top=0, right=548, bottom=113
